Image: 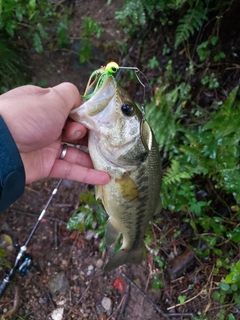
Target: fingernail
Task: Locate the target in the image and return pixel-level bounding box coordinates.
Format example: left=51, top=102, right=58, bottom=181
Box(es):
left=72, top=130, right=82, bottom=139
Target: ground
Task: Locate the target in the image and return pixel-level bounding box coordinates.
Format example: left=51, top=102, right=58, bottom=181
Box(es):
left=1, top=0, right=240, bottom=319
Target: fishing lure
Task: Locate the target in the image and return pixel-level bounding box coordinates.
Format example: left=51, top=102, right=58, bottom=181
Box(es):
left=83, top=61, right=150, bottom=117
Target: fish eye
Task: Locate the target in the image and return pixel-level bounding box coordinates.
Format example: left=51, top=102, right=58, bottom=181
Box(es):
left=121, top=103, right=134, bottom=116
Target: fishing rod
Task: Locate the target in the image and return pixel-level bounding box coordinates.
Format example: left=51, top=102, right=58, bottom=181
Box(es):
left=0, top=179, right=63, bottom=298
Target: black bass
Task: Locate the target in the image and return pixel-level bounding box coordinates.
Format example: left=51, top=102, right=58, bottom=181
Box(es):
left=70, top=64, right=162, bottom=271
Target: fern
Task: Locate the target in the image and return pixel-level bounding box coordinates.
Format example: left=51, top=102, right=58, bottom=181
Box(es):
left=175, top=3, right=208, bottom=48
left=146, top=85, right=180, bottom=156
left=115, top=0, right=146, bottom=29
left=163, top=159, right=192, bottom=185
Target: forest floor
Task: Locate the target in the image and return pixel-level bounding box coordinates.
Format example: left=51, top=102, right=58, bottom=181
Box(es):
left=1, top=0, right=240, bottom=319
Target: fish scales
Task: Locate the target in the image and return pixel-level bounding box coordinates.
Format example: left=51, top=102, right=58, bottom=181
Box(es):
left=70, top=74, right=162, bottom=271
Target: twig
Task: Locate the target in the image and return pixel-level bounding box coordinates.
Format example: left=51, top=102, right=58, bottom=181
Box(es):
left=122, top=273, right=170, bottom=319
left=47, top=292, right=56, bottom=309
left=167, top=291, right=202, bottom=311
left=10, top=209, right=67, bottom=225
left=67, top=281, right=91, bottom=316
left=24, top=186, right=41, bottom=194
left=122, top=273, right=193, bottom=318
left=1, top=285, right=20, bottom=319
left=141, top=269, right=150, bottom=307
left=54, top=221, right=58, bottom=250
left=107, top=295, right=124, bottom=320
left=115, top=284, right=130, bottom=320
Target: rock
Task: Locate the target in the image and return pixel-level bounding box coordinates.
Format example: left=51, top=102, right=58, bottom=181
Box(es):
left=51, top=307, right=64, bottom=320
left=96, top=259, right=104, bottom=269
left=87, top=264, right=94, bottom=275
left=48, top=272, right=69, bottom=296
left=61, top=259, right=68, bottom=266
left=84, top=230, right=95, bottom=241
left=101, top=297, right=112, bottom=312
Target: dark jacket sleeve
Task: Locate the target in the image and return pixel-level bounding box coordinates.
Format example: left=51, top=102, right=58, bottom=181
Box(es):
left=0, top=116, right=25, bottom=212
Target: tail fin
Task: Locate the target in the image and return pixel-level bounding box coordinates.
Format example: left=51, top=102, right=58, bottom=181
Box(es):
left=104, top=244, right=144, bottom=272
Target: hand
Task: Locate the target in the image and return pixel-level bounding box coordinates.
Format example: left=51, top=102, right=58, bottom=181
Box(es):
left=0, top=83, right=110, bottom=185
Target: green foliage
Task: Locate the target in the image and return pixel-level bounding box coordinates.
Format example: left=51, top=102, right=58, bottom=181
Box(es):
left=79, top=18, right=104, bottom=63
left=175, top=2, right=208, bottom=48
left=114, top=0, right=188, bottom=36
left=113, top=0, right=239, bottom=318
left=146, top=82, right=190, bottom=157
left=197, top=35, right=226, bottom=63
left=201, top=72, right=219, bottom=90
left=149, top=85, right=240, bottom=214
left=0, top=38, right=27, bottom=93
left=178, top=295, right=187, bottom=304
left=147, top=56, right=159, bottom=69
left=0, top=248, right=11, bottom=268
left=212, top=268, right=240, bottom=307
left=67, top=190, right=107, bottom=239
left=0, top=0, right=70, bottom=91
left=0, top=0, right=69, bottom=52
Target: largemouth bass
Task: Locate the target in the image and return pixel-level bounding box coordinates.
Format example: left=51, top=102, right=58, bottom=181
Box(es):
left=70, top=67, right=162, bottom=271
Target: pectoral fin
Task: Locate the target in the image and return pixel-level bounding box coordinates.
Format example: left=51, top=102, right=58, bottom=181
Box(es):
left=115, top=173, right=139, bottom=202
left=105, top=220, right=120, bottom=246
left=95, top=186, right=102, bottom=200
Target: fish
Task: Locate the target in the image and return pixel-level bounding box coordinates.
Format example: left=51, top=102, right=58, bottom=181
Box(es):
left=70, top=72, right=162, bottom=272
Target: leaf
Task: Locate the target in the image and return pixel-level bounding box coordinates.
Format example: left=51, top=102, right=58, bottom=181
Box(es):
left=212, top=290, right=220, bottom=301
left=152, top=281, right=161, bottom=290
left=178, top=295, right=187, bottom=304
left=211, top=36, right=218, bottom=46
left=57, top=21, right=69, bottom=47
left=219, top=281, right=230, bottom=291
left=84, top=211, right=94, bottom=229
left=95, top=206, right=107, bottom=225
left=163, top=160, right=192, bottom=185
left=175, top=5, right=208, bottom=48
left=15, top=6, right=25, bottom=22
left=154, top=256, right=164, bottom=267
left=2, top=234, right=12, bottom=245
left=67, top=212, right=86, bottom=231
left=37, top=23, right=48, bottom=38
left=79, top=191, right=97, bottom=205
left=228, top=313, right=236, bottom=320
left=79, top=40, right=92, bottom=63
left=6, top=20, right=17, bottom=37
left=0, top=248, right=7, bottom=257
left=28, top=0, right=36, bottom=11
left=226, top=228, right=240, bottom=243
left=33, top=32, right=43, bottom=53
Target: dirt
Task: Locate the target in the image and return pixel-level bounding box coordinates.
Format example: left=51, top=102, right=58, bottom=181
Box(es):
left=1, top=0, right=240, bottom=319
left=1, top=178, right=201, bottom=320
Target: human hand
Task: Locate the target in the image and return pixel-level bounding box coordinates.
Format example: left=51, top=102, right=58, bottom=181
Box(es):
left=0, top=83, right=110, bottom=185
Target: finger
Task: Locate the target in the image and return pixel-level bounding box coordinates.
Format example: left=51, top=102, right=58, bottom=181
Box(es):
left=62, top=121, right=88, bottom=142
left=51, top=83, right=81, bottom=115
left=60, top=145, right=92, bottom=168
left=49, top=160, right=110, bottom=185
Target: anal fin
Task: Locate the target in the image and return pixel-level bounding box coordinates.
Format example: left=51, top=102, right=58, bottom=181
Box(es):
left=105, top=220, right=120, bottom=247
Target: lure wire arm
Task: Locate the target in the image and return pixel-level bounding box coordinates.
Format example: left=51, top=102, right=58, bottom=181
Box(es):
left=118, top=66, right=152, bottom=120
left=0, top=179, right=63, bottom=298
